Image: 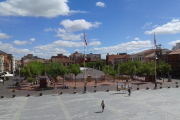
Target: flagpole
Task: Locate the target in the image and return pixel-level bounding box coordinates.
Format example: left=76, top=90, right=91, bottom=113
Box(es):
left=154, top=32, right=156, bottom=84
left=83, top=30, right=87, bottom=93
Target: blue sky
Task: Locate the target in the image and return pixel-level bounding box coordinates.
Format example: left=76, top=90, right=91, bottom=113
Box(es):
left=0, top=0, right=180, bottom=60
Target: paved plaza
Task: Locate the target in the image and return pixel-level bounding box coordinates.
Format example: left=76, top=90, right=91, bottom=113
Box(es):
left=1, top=88, right=180, bottom=120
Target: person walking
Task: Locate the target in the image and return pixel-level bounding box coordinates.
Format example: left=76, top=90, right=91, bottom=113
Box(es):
left=101, top=100, right=105, bottom=112
left=154, top=81, right=157, bottom=89
left=128, top=86, right=131, bottom=96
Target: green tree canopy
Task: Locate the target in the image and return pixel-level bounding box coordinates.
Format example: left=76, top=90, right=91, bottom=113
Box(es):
left=70, top=64, right=83, bottom=87
left=157, top=60, right=171, bottom=82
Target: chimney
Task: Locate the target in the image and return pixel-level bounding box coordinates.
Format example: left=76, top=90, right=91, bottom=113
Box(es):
left=107, top=53, right=109, bottom=55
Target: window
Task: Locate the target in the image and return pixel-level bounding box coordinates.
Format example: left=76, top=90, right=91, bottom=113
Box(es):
left=63, top=63, right=65, bottom=66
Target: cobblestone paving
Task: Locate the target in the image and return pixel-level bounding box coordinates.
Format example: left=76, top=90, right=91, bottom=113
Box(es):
left=0, top=88, right=180, bottom=120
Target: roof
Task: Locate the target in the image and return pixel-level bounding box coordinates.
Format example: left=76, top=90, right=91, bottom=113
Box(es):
left=144, top=49, right=155, bottom=55
left=52, top=58, right=75, bottom=63
left=169, top=49, right=180, bottom=55
left=107, top=55, right=122, bottom=62
left=145, top=52, right=155, bottom=58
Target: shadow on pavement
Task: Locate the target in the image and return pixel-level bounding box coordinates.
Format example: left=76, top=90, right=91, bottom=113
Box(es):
left=100, top=84, right=111, bottom=86
left=109, top=93, right=126, bottom=95
left=94, top=111, right=102, bottom=113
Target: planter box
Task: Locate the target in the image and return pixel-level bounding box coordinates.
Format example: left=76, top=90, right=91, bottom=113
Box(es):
left=137, top=88, right=139, bottom=90
left=27, top=94, right=30, bottom=97
left=176, top=85, right=179, bottom=88
left=39, top=93, right=42, bottom=96
left=1, top=96, right=4, bottom=98
left=12, top=95, right=16, bottom=98
left=94, top=90, right=96, bottom=92
left=106, top=90, right=109, bottom=92
left=160, top=87, right=162, bottom=89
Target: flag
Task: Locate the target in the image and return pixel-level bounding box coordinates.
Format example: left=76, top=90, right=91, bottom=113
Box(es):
left=154, top=32, right=156, bottom=47
left=84, top=32, right=87, bottom=46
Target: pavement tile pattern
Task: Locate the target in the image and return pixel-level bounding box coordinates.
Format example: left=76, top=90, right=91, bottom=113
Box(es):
left=1, top=88, right=180, bottom=120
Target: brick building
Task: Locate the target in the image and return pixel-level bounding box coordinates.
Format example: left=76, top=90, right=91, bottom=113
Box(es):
left=106, top=53, right=126, bottom=66
left=69, top=52, right=84, bottom=62
left=0, top=51, right=15, bottom=73
left=21, top=54, right=44, bottom=67
left=168, top=49, right=180, bottom=77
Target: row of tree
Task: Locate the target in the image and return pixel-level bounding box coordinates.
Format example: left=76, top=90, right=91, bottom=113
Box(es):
left=80, top=61, right=105, bottom=71
left=112, top=60, right=171, bottom=82
left=20, top=61, right=83, bottom=87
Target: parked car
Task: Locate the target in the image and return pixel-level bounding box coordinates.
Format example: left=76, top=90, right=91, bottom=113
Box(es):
left=0, top=72, right=13, bottom=77
left=0, top=79, right=3, bottom=83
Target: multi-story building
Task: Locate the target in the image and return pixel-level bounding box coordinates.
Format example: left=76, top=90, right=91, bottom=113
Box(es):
left=21, top=54, right=44, bottom=67
left=172, top=42, right=180, bottom=50
left=51, top=54, right=75, bottom=67
left=106, top=53, right=126, bottom=66
left=86, top=53, right=101, bottom=58
left=0, top=51, right=15, bottom=73
left=168, top=49, right=180, bottom=77
left=69, top=52, right=84, bottom=63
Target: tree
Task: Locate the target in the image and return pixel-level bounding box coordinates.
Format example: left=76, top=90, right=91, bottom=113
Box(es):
left=133, top=61, right=142, bottom=79
left=158, top=60, right=171, bottom=82
left=80, top=62, right=87, bottom=67
left=29, top=61, right=44, bottom=80
left=44, top=61, right=61, bottom=88
left=70, top=64, right=83, bottom=87
left=95, top=61, right=105, bottom=71
left=109, top=69, right=117, bottom=83
left=20, top=65, right=32, bottom=78
left=117, top=62, right=127, bottom=81
left=142, top=61, right=155, bottom=82
left=59, top=66, right=68, bottom=87
left=125, top=60, right=136, bottom=81
left=103, top=65, right=114, bottom=80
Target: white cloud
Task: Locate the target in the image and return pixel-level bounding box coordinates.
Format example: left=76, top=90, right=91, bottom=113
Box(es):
left=89, top=40, right=152, bottom=54
left=60, top=19, right=102, bottom=32
left=129, top=48, right=149, bottom=54
left=13, top=40, right=29, bottom=45
left=44, top=28, right=55, bottom=32
left=0, top=0, right=85, bottom=18
left=145, top=19, right=180, bottom=34
left=90, top=39, right=98, bottom=41
left=34, top=40, right=85, bottom=49
left=134, top=37, right=140, bottom=40
left=55, top=32, right=83, bottom=41
left=74, top=49, right=80, bottom=52
left=127, top=36, right=129, bottom=39
left=0, top=31, right=12, bottom=39
left=152, top=25, right=158, bottom=28
left=0, top=41, right=34, bottom=55
left=30, top=38, right=35, bottom=42
left=168, top=40, right=180, bottom=46
left=52, top=40, right=84, bottom=47
left=96, top=2, right=106, bottom=7
left=88, top=41, right=101, bottom=46
left=142, top=22, right=152, bottom=29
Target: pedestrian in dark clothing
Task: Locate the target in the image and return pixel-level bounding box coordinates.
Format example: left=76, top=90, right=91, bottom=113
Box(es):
left=154, top=81, right=157, bottom=89
left=101, top=100, right=105, bottom=112
left=128, top=85, right=131, bottom=96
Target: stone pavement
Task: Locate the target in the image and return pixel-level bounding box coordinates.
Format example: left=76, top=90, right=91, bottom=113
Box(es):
left=1, top=88, right=180, bottom=120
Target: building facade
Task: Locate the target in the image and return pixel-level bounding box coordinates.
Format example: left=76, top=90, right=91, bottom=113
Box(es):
left=0, top=51, right=15, bottom=73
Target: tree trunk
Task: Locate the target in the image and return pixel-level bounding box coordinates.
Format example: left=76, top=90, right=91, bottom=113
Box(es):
left=113, top=76, right=114, bottom=84
left=75, top=76, right=76, bottom=87
left=63, top=76, right=64, bottom=88
left=163, top=75, right=164, bottom=82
